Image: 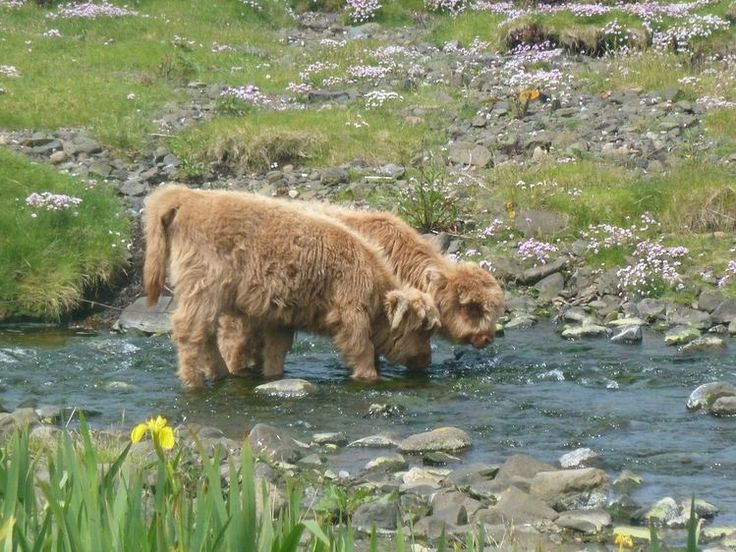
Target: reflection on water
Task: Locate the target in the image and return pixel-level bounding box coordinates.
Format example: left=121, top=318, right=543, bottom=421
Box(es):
left=1, top=322, right=735, bottom=522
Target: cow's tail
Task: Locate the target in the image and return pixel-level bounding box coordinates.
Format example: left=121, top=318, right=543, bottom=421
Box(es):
left=143, top=185, right=185, bottom=307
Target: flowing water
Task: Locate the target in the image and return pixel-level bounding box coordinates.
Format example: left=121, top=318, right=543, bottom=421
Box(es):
left=1, top=322, right=735, bottom=523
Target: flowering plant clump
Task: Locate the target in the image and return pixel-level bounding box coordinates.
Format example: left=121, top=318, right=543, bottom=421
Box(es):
left=0, top=65, right=21, bottom=78
left=219, top=84, right=271, bottom=111
left=240, top=0, right=263, bottom=11
left=363, top=89, right=402, bottom=108
left=25, top=192, right=82, bottom=212
left=518, top=238, right=558, bottom=265
left=718, top=260, right=736, bottom=288
left=130, top=415, right=175, bottom=450
left=48, top=1, right=139, bottom=19
left=0, top=0, right=24, bottom=7
left=346, top=0, right=381, bottom=23
left=42, top=28, right=62, bottom=38
left=582, top=213, right=659, bottom=254
left=696, top=96, right=736, bottom=109
left=617, top=240, right=689, bottom=298
left=425, top=0, right=465, bottom=16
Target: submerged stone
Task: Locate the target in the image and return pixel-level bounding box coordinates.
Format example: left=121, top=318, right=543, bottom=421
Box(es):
left=610, top=325, right=643, bottom=344
left=398, top=427, right=471, bottom=453
left=686, top=381, right=736, bottom=411
left=680, top=336, right=727, bottom=353
left=255, top=378, right=319, bottom=398
left=664, top=325, right=700, bottom=346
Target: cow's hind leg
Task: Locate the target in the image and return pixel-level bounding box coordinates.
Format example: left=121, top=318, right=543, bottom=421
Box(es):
left=261, top=328, right=294, bottom=378
left=171, top=300, right=227, bottom=389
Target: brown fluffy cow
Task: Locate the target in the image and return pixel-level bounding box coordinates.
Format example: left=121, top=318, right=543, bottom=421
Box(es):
left=144, top=184, right=441, bottom=388
left=219, top=202, right=504, bottom=376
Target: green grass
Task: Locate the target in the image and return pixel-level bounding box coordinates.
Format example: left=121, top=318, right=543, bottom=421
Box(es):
left=0, top=148, right=130, bottom=320
left=170, top=99, right=442, bottom=173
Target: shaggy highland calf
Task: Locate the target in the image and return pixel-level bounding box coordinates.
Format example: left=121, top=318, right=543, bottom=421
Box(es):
left=144, top=184, right=441, bottom=388
left=219, top=203, right=504, bottom=376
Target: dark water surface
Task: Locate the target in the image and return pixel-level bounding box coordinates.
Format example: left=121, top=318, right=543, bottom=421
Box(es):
left=1, top=322, right=735, bottom=522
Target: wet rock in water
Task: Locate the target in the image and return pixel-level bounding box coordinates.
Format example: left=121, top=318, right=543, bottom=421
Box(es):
left=422, top=451, right=461, bottom=466
left=366, top=403, right=404, bottom=418
left=116, top=295, right=175, bottom=334
left=474, top=486, right=559, bottom=525
left=467, top=454, right=554, bottom=500
left=682, top=498, right=719, bottom=519
left=645, top=496, right=681, bottom=526
left=664, top=325, right=701, bottom=346
left=347, top=434, right=401, bottom=448
left=529, top=467, right=609, bottom=508
left=561, top=322, right=610, bottom=339
left=255, top=378, right=319, bottom=398
left=710, top=396, right=736, bottom=416
left=559, top=447, right=599, bottom=468
left=729, top=319, right=736, bottom=335
left=0, top=408, right=40, bottom=438
left=364, top=453, right=408, bottom=472
left=504, top=313, right=538, bottom=329
left=680, top=336, right=727, bottom=353
left=311, top=431, right=348, bottom=446
left=442, top=463, right=499, bottom=491
left=610, top=325, right=643, bottom=344
left=248, top=423, right=306, bottom=463
left=686, top=381, right=736, bottom=411
left=397, top=427, right=471, bottom=454
left=555, top=509, right=611, bottom=534
left=612, top=470, right=644, bottom=493
left=297, top=453, right=324, bottom=468
left=352, top=498, right=401, bottom=534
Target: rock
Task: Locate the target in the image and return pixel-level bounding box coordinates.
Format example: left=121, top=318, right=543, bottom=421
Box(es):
left=467, top=454, right=553, bottom=500
left=431, top=489, right=483, bottom=519
left=0, top=408, right=40, bottom=438
left=710, top=396, right=736, bottom=416
left=665, top=304, right=712, bottom=329
left=686, top=382, right=736, bottom=411
left=397, top=427, right=471, bottom=454
left=348, top=434, right=401, bottom=448
left=442, top=463, right=499, bottom=491
left=364, top=454, right=408, bottom=472
left=561, top=323, right=610, bottom=339
left=533, top=272, right=564, bottom=302
left=517, top=256, right=569, bottom=285
left=555, top=509, right=611, bottom=534
left=474, top=486, right=558, bottom=525
left=610, top=325, right=643, bottom=344
left=447, top=142, right=492, bottom=168
left=307, top=90, right=350, bottom=103
left=352, top=498, right=401, bottom=534
left=376, top=163, right=405, bottom=179
left=637, top=298, right=666, bottom=320
left=320, top=167, right=349, bottom=187
left=712, top=298, right=736, bottom=324
left=312, top=432, right=348, bottom=446
left=514, top=209, right=569, bottom=238
left=613, top=526, right=652, bottom=544
left=504, top=313, right=538, bottom=329
left=120, top=180, right=148, bottom=197
left=529, top=467, right=609, bottom=507
left=422, top=451, right=461, bottom=466
left=612, top=470, right=643, bottom=493
left=645, top=496, right=680, bottom=526
left=116, top=296, right=174, bottom=334
left=698, top=290, right=726, bottom=312
left=664, top=325, right=700, bottom=346
left=680, top=336, right=727, bottom=353
left=559, top=448, right=599, bottom=468
left=255, top=379, right=319, bottom=398
left=681, top=498, right=719, bottom=519
left=247, top=423, right=305, bottom=463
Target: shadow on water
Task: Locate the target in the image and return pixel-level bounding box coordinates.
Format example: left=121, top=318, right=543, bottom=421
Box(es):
left=1, top=321, right=736, bottom=522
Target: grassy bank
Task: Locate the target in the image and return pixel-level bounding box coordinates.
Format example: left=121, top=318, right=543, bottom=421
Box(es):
left=1, top=0, right=735, bottom=320
left=0, top=148, right=130, bottom=320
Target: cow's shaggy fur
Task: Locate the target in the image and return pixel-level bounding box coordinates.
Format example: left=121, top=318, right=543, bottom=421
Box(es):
left=144, top=184, right=441, bottom=388
left=219, top=203, right=504, bottom=376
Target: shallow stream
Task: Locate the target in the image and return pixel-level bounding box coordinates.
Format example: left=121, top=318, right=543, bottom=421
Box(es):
left=1, top=322, right=735, bottom=523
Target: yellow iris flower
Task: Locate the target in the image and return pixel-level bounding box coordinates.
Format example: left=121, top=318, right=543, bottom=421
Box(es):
left=131, top=415, right=175, bottom=450
left=614, top=533, right=634, bottom=549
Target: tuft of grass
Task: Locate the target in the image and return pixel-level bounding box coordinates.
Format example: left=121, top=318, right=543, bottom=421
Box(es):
left=170, top=104, right=437, bottom=173
left=0, top=148, right=130, bottom=321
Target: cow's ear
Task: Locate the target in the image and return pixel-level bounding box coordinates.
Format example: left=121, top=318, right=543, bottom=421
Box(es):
left=385, top=291, right=409, bottom=330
